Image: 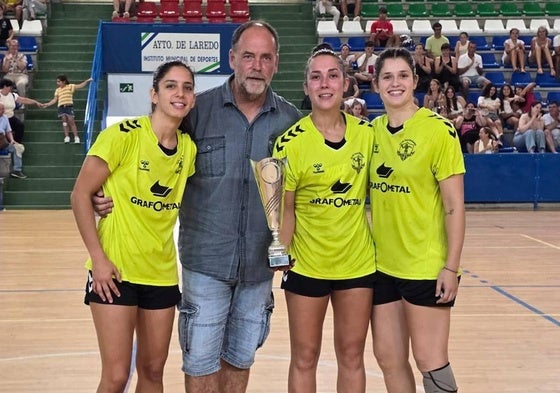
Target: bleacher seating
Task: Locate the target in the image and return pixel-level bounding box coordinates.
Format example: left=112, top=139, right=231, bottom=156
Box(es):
left=136, top=1, right=158, bottom=23
left=160, top=1, right=181, bottom=23
left=206, top=0, right=226, bottom=23
left=511, top=71, right=533, bottom=86
left=183, top=0, right=203, bottom=23
left=229, top=0, right=250, bottom=23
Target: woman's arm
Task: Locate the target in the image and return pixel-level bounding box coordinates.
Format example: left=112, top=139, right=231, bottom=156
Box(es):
left=279, top=190, right=296, bottom=248
left=71, top=155, right=121, bottom=303
left=436, top=174, right=465, bottom=303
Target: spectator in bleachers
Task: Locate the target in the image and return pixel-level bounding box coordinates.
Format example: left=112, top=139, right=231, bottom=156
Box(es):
left=42, top=74, right=93, bottom=144
left=529, top=26, right=556, bottom=76
left=22, top=0, right=46, bottom=21
left=341, top=0, right=361, bottom=22
left=443, top=85, right=466, bottom=124
left=515, top=82, right=537, bottom=113
left=0, top=102, right=25, bottom=178
left=514, top=101, right=546, bottom=153
left=354, top=40, right=377, bottom=90
left=552, top=33, right=560, bottom=79
left=499, top=84, right=521, bottom=131
left=3, top=0, right=22, bottom=28
left=315, top=0, right=340, bottom=28
left=112, top=0, right=133, bottom=20
left=1, top=39, right=28, bottom=96
left=342, top=74, right=359, bottom=99
left=413, top=43, right=433, bottom=93
left=339, top=43, right=356, bottom=75
left=473, top=126, right=498, bottom=154
left=503, top=28, right=526, bottom=73
left=423, top=79, right=445, bottom=112
left=0, top=78, right=41, bottom=142
left=344, top=97, right=369, bottom=120
left=477, top=83, right=505, bottom=143
left=456, top=101, right=486, bottom=153
left=543, top=101, right=560, bottom=153
left=454, top=32, right=469, bottom=59
left=368, top=6, right=398, bottom=48
left=457, top=42, right=490, bottom=99
left=0, top=6, right=14, bottom=48
left=434, top=42, right=461, bottom=92
left=425, top=22, right=449, bottom=59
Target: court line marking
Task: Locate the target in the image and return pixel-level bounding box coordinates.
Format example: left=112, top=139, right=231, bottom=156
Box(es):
left=520, top=234, right=560, bottom=250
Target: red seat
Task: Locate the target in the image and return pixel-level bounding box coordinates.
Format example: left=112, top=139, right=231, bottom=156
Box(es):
left=206, top=0, right=226, bottom=23
left=160, top=1, right=180, bottom=23
left=183, top=0, right=203, bottom=23
left=136, top=1, right=158, bottom=23
left=229, top=0, right=249, bottom=23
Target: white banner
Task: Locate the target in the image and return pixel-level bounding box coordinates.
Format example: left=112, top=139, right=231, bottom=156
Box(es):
left=140, top=32, right=221, bottom=73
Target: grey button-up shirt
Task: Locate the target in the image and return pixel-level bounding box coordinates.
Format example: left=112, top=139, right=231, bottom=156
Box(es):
left=178, top=76, right=301, bottom=283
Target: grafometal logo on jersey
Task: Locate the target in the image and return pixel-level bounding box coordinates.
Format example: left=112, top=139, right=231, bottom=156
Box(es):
left=370, top=164, right=410, bottom=193
left=397, top=139, right=416, bottom=161
left=351, top=152, right=365, bottom=174
left=139, top=160, right=150, bottom=171
left=128, top=181, right=180, bottom=211
left=310, top=180, right=359, bottom=207
left=313, top=163, right=324, bottom=173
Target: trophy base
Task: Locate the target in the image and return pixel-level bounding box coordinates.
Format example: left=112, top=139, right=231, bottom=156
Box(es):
left=269, top=254, right=291, bottom=268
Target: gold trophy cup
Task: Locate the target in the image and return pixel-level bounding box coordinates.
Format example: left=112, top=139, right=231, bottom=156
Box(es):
left=251, top=157, right=291, bottom=268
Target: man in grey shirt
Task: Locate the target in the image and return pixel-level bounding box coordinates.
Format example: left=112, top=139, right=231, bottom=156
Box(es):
left=177, top=20, right=301, bottom=393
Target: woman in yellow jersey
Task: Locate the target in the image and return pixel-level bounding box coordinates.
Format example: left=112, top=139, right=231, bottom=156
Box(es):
left=42, top=74, right=92, bottom=144
left=71, top=61, right=197, bottom=393
left=273, top=48, right=375, bottom=392
left=369, top=47, right=465, bottom=393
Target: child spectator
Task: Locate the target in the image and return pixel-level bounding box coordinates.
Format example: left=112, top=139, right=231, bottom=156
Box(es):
left=499, top=84, right=521, bottom=131
left=369, top=7, right=398, bottom=48
left=339, top=43, right=356, bottom=75
left=354, top=40, right=377, bottom=90
left=454, top=32, right=469, bottom=59
left=503, top=28, right=526, bottom=73
left=344, top=97, right=369, bottom=121
left=456, top=102, right=486, bottom=153
left=42, top=75, right=93, bottom=144
left=477, top=83, right=504, bottom=143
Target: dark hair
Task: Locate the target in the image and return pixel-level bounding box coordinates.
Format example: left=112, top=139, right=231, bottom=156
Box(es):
left=459, top=31, right=469, bottom=38
left=0, top=78, right=14, bottom=88
left=374, top=47, right=415, bottom=84
left=379, top=6, right=388, bottom=14
left=444, top=86, right=459, bottom=112
left=365, top=40, right=376, bottom=48
left=151, top=61, right=195, bottom=112
left=549, top=100, right=559, bottom=106
left=312, top=42, right=333, bottom=53
left=432, top=22, right=442, bottom=30
left=57, top=75, right=69, bottom=84
left=231, top=20, right=279, bottom=53
left=304, top=48, right=346, bottom=81
left=481, top=83, right=497, bottom=99
left=440, top=43, right=451, bottom=51
left=499, top=84, right=514, bottom=111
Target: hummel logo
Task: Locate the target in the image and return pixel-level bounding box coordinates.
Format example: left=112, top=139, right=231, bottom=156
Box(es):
left=331, top=180, right=352, bottom=193
left=150, top=181, right=172, bottom=197
left=376, top=163, right=394, bottom=178
left=119, top=119, right=141, bottom=133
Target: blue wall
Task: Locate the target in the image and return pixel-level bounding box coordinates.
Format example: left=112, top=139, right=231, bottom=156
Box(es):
left=464, top=154, right=560, bottom=207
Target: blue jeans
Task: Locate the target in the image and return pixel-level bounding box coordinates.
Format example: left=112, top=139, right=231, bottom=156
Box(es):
left=513, top=129, right=545, bottom=152
left=0, top=144, right=22, bottom=172
left=178, top=269, right=274, bottom=376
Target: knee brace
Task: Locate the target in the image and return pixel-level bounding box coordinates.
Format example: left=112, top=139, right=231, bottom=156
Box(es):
left=422, top=363, right=458, bottom=393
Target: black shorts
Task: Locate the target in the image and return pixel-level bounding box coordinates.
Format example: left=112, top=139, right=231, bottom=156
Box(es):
left=281, top=270, right=376, bottom=297
left=84, top=271, right=181, bottom=309
left=373, top=271, right=460, bottom=307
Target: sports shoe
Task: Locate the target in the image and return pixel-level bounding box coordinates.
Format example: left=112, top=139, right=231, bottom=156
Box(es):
left=353, top=15, right=361, bottom=21
left=64, top=136, right=70, bottom=143
left=112, top=10, right=119, bottom=20
left=343, top=15, right=349, bottom=21
left=74, top=136, right=80, bottom=144
left=10, top=171, right=27, bottom=179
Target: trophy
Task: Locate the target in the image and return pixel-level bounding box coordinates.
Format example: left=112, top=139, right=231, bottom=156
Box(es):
left=250, top=157, right=291, bottom=268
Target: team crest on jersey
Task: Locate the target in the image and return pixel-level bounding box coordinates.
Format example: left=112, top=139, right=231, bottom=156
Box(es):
left=313, top=163, right=324, bottom=173
left=397, top=139, right=416, bottom=161
left=175, top=156, right=183, bottom=174
left=139, top=160, right=150, bottom=171
left=351, top=152, right=365, bottom=174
